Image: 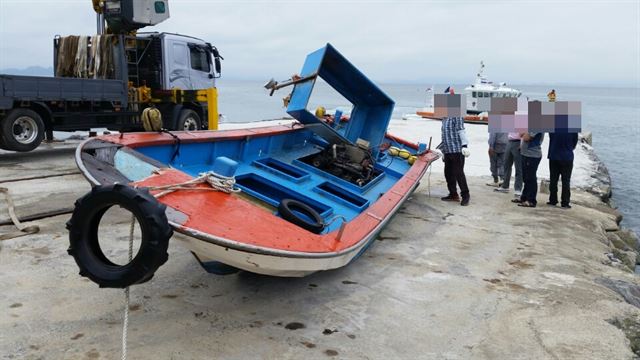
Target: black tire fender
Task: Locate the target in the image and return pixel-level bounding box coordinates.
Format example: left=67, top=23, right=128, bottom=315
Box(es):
left=278, top=198, right=325, bottom=234
left=66, top=184, right=173, bottom=288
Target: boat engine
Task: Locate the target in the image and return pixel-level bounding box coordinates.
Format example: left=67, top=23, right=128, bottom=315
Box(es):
left=304, top=143, right=380, bottom=186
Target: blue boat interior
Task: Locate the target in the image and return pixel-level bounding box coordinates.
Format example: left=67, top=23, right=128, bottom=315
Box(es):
left=117, top=44, right=426, bottom=234
left=131, top=128, right=418, bottom=233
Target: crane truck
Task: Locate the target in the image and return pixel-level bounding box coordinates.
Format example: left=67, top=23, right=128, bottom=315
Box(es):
left=0, top=0, right=222, bottom=152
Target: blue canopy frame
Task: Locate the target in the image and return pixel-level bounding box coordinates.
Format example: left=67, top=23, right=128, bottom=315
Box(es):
left=286, top=44, right=395, bottom=158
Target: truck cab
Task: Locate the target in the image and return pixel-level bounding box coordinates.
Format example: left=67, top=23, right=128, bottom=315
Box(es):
left=136, top=32, right=220, bottom=91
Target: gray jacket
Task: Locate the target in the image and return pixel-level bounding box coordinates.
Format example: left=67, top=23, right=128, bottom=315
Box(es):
left=520, top=132, right=544, bottom=158
left=488, top=132, right=508, bottom=153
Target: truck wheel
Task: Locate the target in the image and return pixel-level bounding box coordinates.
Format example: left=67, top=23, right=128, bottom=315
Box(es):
left=0, top=109, right=45, bottom=152
left=177, top=109, right=201, bottom=131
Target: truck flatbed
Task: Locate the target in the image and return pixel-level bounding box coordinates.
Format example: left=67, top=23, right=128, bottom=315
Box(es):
left=0, top=75, right=126, bottom=107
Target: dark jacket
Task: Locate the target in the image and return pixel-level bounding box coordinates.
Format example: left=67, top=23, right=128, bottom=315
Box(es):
left=548, top=132, right=578, bottom=161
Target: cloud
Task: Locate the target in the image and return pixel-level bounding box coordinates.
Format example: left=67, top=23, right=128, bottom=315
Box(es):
left=0, top=0, right=638, bottom=86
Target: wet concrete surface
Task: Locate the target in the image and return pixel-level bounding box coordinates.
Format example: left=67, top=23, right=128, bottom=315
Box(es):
left=0, top=143, right=79, bottom=182
left=1, top=142, right=639, bottom=359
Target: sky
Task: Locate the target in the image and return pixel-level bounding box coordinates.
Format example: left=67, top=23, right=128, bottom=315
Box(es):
left=0, top=0, right=638, bottom=87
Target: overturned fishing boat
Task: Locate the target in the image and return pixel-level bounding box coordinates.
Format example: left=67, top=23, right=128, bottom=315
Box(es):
left=67, top=44, right=439, bottom=288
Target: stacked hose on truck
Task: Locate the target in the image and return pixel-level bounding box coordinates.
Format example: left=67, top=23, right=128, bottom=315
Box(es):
left=55, top=35, right=116, bottom=79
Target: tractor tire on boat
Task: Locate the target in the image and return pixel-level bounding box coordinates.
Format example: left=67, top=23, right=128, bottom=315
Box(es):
left=0, top=108, right=45, bottom=152
left=278, top=198, right=325, bottom=234
left=66, top=184, right=173, bottom=288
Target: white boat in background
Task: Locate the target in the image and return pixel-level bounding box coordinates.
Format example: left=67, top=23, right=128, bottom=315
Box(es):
left=416, top=85, right=489, bottom=124
left=465, top=61, right=522, bottom=114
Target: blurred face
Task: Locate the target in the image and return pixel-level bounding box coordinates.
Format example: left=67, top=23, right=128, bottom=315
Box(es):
left=434, top=94, right=465, bottom=118
left=488, top=97, right=519, bottom=133
left=488, top=100, right=582, bottom=134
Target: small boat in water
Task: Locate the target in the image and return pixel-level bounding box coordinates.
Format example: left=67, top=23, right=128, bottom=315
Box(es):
left=67, top=44, right=439, bottom=287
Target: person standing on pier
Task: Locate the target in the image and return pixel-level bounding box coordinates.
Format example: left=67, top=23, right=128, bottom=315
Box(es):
left=494, top=132, right=523, bottom=196
left=487, top=131, right=508, bottom=186
left=514, top=131, right=544, bottom=207
left=547, top=131, right=579, bottom=208
left=494, top=97, right=526, bottom=197
left=435, top=94, right=470, bottom=206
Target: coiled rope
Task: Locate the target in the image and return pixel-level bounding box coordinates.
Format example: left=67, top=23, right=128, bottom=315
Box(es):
left=141, top=107, right=163, bottom=132
left=144, top=171, right=241, bottom=198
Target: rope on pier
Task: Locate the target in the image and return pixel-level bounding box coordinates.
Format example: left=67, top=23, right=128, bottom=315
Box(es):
left=0, top=187, right=39, bottom=241
left=119, top=170, right=238, bottom=358
left=121, top=214, right=135, bottom=360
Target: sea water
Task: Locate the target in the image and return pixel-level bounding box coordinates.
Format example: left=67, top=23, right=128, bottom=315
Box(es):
left=217, top=79, right=639, bottom=237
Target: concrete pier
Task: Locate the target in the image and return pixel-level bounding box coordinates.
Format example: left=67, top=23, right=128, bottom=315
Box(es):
left=1, top=135, right=639, bottom=359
